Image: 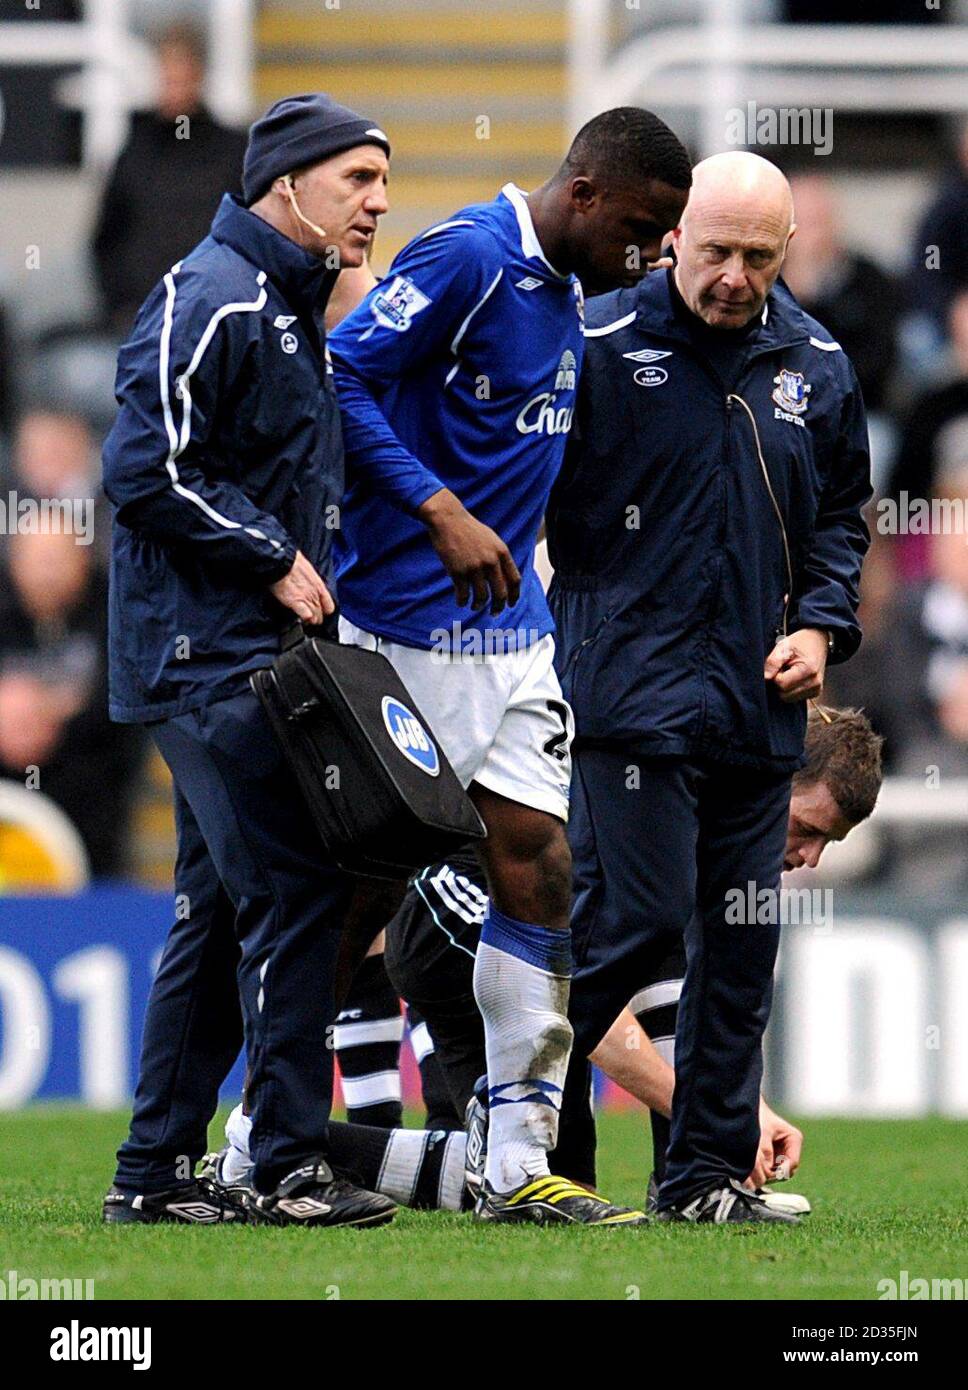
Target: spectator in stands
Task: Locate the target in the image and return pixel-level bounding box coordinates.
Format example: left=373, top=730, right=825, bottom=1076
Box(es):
left=783, top=174, right=899, bottom=415
left=909, top=118, right=968, bottom=340
left=8, top=406, right=95, bottom=499
left=90, top=21, right=247, bottom=332
left=874, top=456, right=968, bottom=894
left=890, top=289, right=968, bottom=498
left=0, top=300, right=14, bottom=439
left=823, top=530, right=901, bottom=774
left=888, top=289, right=968, bottom=575
left=0, top=529, right=145, bottom=876
left=5, top=406, right=110, bottom=563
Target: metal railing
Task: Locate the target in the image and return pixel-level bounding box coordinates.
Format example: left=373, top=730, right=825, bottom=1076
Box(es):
left=785, top=777, right=968, bottom=887
left=0, top=0, right=255, bottom=170
left=872, top=779, right=968, bottom=825
left=569, top=1, right=968, bottom=154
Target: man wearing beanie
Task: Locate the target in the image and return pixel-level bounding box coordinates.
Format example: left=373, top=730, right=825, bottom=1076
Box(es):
left=101, top=94, right=399, bottom=1227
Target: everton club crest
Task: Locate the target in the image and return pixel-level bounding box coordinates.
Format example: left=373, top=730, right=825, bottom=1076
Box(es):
left=772, top=367, right=811, bottom=418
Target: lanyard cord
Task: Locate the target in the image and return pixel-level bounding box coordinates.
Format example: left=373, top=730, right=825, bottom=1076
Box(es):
left=727, top=391, right=793, bottom=638
left=726, top=392, right=833, bottom=724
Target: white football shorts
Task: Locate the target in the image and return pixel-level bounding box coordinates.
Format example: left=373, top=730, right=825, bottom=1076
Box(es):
left=338, top=617, right=574, bottom=822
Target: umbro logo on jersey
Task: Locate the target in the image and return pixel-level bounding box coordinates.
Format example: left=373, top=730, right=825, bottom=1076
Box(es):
left=516, top=276, right=543, bottom=291
left=622, top=349, right=672, bottom=363
left=274, top=315, right=299, bottom=353
left=624, top=348, right=671, bottom=387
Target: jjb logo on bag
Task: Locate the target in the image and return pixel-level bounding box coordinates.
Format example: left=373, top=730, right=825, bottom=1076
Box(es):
left=381, top=697, right=440, bottom=776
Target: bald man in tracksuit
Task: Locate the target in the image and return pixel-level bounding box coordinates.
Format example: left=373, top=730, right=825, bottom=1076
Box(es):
left=547, top=154, right=871, bottom=1224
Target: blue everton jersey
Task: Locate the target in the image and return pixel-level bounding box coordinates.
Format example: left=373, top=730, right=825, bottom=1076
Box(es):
left=328, top=183, right=585, bottom=651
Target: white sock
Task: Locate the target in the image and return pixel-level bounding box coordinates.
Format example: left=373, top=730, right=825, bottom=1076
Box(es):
left=223, top=1107, right=468, bottom=1211
left=473, top=908, right=573, bottom=1194
left=437, top=1131, right=468, bottom=1212
left=223, top=1103, right=253, bottom=1182
left=375, top=1128, right=467, bottom=1211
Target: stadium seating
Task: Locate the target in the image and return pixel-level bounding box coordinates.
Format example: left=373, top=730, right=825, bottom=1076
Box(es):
left=256, top=0, right=568, bottom=269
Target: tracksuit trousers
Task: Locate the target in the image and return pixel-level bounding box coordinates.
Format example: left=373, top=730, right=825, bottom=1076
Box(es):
left=565, top=747, right=792, bottom=1208
left=114, top=688, right=353, bottom=1195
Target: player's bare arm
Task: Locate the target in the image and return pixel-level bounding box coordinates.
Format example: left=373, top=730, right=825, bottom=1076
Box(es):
left=417, top=488, right=521, bottom=614
left=591, top=1009, right=803, bottom=1188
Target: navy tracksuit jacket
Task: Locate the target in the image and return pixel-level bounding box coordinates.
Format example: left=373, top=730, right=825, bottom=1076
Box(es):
left=103, top=195, right=352, bottom=1193
left=547, top=270, right=871, bottom=1206
left=103, top=193, right=344, bottom=725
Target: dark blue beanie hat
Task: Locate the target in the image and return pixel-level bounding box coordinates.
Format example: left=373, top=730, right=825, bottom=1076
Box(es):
left=243, top=92, right=390, bottom=205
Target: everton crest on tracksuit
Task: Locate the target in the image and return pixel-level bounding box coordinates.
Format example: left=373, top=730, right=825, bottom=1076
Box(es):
left=547, top=268, right=871, bottom=1211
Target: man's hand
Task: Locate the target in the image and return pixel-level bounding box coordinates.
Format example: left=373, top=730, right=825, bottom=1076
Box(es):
left=764, top=627, right=829, bottom=703
left=749, top=1098, right=804, bottom=1187
left=417, top=488, right=521, bottom=614
left=269, top=550, right=335, bottom=626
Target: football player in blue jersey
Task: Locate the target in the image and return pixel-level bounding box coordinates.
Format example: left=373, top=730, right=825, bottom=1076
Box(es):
left=328, top=109, right=692, bottom=1224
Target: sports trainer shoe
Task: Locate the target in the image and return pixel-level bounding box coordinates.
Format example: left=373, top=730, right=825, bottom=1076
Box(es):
left=463, top=1075, right=489, bottom=1204
left=646, top=1170, right=810, bottom=1219
left=645, top=1171, right=660, bottom=1215
left=475, top=1174, right=649, bottom=1225
left=753, top=1185, right=812, bottom=1217
left=248, top=1157, right=397, bottom=1228
left=197, top=1148, right=256, bottom=1221
left=655, top=1178, right=801, bottom=1225
left=102, top=1179, right=243, bottom=1224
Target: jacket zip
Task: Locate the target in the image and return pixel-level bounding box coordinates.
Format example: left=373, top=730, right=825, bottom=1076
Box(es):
left=693, top=396, right=733, bottom=736
left=566, top=321, right=807, bottom=711
left=729, top=349, right=798, bottom=638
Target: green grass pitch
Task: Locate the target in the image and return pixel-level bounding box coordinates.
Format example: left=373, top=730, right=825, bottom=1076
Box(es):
left=1, top=1108, right=964, bottom=1301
